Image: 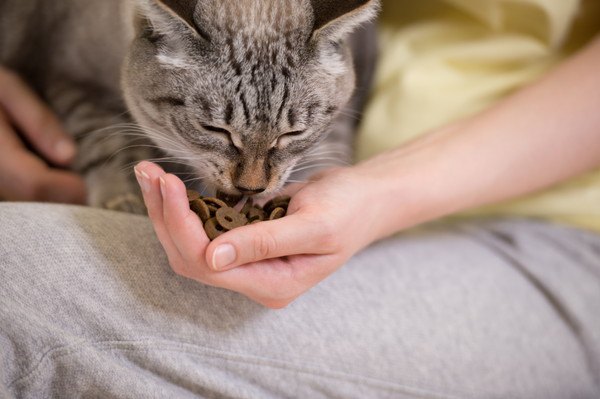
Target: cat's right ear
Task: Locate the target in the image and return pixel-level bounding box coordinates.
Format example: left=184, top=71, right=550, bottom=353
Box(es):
left=310, top=0, right=380, bottom=42
left=137, top=0, right=208, bottom=41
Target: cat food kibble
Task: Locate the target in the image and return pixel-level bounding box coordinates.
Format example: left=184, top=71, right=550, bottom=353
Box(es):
left=246, top=206, right=267, bottom=223
left=216, top=207, right=248, bottom=230
left=186, top=190, right=291, bottom=240
left=186, top=190, right=202, bottom=202
left=201, top=197, right=228, bottom=218
left=190, top=199, right=211, bottom=223
left=202, top=197, right=228, bottom=210
left=217, top=190, right=243, bottom=207
left=204, top=217, right=227, bottom=240
left=269, top=207, right=286, bottom=221
left=263, top=196, right=291, bottom=214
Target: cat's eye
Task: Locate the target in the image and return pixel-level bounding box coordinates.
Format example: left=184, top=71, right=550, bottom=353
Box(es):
left=202, top=125, right=232, bottom=136
left=201, top=124, right=241, bottom=150
left=150, top=96, right=185, bottom=107
left=283, top=130, right=306, bottom=138
left=275, top=130, right=307, bottom=148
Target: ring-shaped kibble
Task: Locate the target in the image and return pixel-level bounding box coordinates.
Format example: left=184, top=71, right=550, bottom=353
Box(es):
left=203, top=197, right=228, bottom=210
left=191, top=199, right=211, bottom=223
left=216, top=207, right=248, bottom=230
left=204, top=217, right=227, bottom=241
left=269, top=207, right=286, bottom=220
left=207, top=205, right=219, bottom=217
left=263, top=196, right=291, bottom=214
left=247, top=207, right=266, bottom=223
left=186, top=190, right=202, bottom=202
left=216, top=190, right=243, bottom=207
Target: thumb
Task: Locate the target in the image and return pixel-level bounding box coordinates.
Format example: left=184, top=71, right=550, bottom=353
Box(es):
left=206, top=214, right=334, bottom=272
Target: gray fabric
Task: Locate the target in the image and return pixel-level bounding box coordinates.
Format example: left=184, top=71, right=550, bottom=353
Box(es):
left=0, top=203, right=599, bottom=399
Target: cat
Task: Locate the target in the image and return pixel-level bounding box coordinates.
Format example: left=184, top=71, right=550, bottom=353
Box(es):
left=0, top=0, right=379, bottom=212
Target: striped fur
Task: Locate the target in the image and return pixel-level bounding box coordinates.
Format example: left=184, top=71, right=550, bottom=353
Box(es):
left=0, top=0, right=379, bottom=211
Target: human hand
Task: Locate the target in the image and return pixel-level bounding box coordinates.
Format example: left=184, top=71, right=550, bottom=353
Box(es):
left=0, top=67, right=86, bottom=203
left=134, top=161, right=389, bottom=308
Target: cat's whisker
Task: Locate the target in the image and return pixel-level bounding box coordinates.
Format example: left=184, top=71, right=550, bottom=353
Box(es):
left=109, top=123, right=193, bottom=155
left=336, top=109, right=363, bottom=119
left=182, top=176, right=211, bottom=184
left=290, top=163, right=344, bottom=174
left=304, top=147, right=350, bottom=157
left=303, top=150, right=348, bottom=157
left=302, top=150, right=349, bottom=157
left=294, top=157, right=351, bottom=167
left=117, top=154, right=202, bottom=174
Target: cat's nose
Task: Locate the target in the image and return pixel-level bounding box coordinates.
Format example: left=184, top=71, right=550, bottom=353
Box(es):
left=235, top=185, right=266, bottom=195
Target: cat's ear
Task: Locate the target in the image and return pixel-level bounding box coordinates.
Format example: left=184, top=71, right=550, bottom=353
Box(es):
left=137, top=0, right=206, bottom=39
left=153, top=0, right=196, bottom=29
left=310, top=0, right=380, bottom=41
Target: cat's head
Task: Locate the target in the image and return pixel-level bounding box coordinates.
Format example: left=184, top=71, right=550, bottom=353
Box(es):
left=123, top=0, right=379, bottom=196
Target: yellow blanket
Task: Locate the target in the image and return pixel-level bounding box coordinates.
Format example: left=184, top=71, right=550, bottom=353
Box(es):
left=358, top=0, right=600, bottom=231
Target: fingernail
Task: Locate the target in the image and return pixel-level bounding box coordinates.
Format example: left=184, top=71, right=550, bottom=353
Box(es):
left=135, top=167, right=151, bottom=193
left=212, top=244, right=237, bottom=271
left=159, top=177, right=167, bottom=198
left=54, top=140, right=76, bottom=161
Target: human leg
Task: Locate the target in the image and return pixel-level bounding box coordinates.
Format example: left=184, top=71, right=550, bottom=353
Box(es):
left=0, top=203, right=598, bottom=398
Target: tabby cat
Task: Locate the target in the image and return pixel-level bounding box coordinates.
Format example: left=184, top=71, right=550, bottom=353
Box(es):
left=0, top=0, right=379, bottom=212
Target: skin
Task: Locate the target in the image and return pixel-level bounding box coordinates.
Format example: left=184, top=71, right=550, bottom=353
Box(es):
left=135, top=35, right=600, bottom=309
left=0, top=67, right=86, bottom=203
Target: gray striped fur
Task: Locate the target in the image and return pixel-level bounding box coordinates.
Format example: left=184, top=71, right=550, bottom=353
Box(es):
left=0, top=0, right=379, bottom=211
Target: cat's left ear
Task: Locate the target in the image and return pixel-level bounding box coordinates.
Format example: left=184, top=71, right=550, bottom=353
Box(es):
left=310, top=0, right=380, bottom=42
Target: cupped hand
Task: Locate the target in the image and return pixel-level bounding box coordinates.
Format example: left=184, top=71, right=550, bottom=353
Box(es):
left=0, top=67, right=86, bottom=203
left=134, top=161, right=388, bottom=308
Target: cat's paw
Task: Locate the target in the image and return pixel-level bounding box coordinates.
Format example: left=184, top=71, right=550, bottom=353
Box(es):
left=102, top=193, right=147, bottom=215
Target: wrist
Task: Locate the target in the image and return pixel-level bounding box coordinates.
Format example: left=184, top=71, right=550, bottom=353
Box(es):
left=353, top=134, right=464, bottom=240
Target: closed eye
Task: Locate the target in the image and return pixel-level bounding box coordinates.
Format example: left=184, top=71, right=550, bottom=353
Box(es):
left=201, top=124, right=242, bottom=151
left=151, top=97, right=186, bottom=107
left=283, top=130, right=305, bottom=137
left=201, top=125, right=232, bottom=135
left=275, top=130, right=307, bottom=148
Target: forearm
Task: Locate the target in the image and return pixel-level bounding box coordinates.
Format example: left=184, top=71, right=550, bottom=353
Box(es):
left=362, top=35, right=600, bottom=238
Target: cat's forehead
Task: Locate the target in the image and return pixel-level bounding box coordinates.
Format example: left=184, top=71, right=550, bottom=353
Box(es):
left=198, top=0, right=312, bottom=38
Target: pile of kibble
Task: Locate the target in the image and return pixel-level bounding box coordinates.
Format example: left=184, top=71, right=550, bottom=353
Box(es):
left=186, top=190, right=290, bottom=240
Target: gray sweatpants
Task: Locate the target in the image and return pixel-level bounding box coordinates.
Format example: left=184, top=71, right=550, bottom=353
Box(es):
left=0, top=203, right=599, bottom=399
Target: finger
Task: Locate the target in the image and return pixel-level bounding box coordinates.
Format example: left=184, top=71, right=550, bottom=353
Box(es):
left=0, top=69, right=76, bottom=166
left=0, top=111, right=24, bottom=149
left=159, top=173, right=210, bottom=265
left=35, top=170, right=87, bottom=204
left=0, top=165, right=86, bottom=203
left=135, top=162, right=203, bottom=279
left=0, top=139, right=86, bottom=204
left=206, top=213, right=334, bottom=272
left=134, top=161, right=181, bottom=260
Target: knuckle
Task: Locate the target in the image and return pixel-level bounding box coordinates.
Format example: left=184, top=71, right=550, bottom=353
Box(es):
left=252, top=229, right=278, bottom=260
left=318, top=221, right=341, bottom=252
